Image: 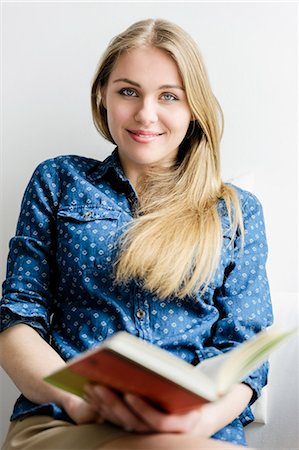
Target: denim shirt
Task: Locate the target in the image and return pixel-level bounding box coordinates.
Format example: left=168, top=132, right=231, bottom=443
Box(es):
left=1, top=149, right=273, bottom=430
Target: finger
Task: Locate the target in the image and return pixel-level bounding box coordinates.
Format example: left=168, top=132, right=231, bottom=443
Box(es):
left=124, top=394, right=200, bottom=433
left=87, top=385, right=152, bottom=432
left=85, top=386, right=118, bottom=423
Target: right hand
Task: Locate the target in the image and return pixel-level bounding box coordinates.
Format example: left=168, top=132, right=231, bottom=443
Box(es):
left=61, top=392, right=103, bottom=425
left=84, top=384, right=152, bottom=432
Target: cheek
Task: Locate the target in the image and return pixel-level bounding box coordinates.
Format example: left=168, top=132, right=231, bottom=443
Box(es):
left=167, top=106, right=191, bottom=129
left=107, top=104, right=130, bottom=133
left=170, top=114, right=191, bottom=137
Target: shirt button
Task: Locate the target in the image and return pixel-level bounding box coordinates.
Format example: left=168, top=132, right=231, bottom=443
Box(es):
left=136, top=309, right=146, bottom=320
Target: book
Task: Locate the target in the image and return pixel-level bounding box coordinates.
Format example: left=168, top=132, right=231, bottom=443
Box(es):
left=44, top=326, right=297, bottom=414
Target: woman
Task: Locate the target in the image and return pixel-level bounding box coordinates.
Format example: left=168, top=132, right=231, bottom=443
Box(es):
left=0, top=18, right=272, bottom=449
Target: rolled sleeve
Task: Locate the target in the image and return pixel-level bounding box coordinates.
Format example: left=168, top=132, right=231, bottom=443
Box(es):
left=1, top=160, right=60, bottom=339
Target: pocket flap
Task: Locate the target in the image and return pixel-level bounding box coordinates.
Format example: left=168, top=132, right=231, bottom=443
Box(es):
left=57, top=206, right=120, bottom=221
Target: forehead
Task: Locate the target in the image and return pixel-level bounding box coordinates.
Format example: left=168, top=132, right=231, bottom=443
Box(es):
left=109, top=47, right=183, bottom=85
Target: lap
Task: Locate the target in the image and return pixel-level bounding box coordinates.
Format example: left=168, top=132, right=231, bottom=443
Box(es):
left=1, top=416, right=129, bottom=450
left=1, top=416, right=252, bottom=450
left=101, top=433, right=253, bottom=449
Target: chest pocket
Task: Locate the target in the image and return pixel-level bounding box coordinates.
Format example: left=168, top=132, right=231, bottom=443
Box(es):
left=56, top=205, right=121, bottom=273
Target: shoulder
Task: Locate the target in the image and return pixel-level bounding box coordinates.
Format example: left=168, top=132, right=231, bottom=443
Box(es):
left=225, top=183, right=264, bottom=218
left=218, top=184, right=266, bottom=236
left=23, top=155, right=108, bottom=208
left=33, top=154, right=102, bottom=178
left=27, top=154, right=114, bottom=190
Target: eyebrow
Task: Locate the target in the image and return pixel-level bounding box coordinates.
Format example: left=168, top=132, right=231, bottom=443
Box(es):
left=113, top=78, right=185, bottom=91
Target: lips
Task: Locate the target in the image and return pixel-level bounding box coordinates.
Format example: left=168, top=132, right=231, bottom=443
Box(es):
left=128, top=129, right=163, bottom=137
left=127, top=129, right=164, bottom=144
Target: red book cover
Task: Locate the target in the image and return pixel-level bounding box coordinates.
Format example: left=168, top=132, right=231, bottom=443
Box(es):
left=69, top=348, right=208, bottom=413
left=45, top=327, right=295, bottom=414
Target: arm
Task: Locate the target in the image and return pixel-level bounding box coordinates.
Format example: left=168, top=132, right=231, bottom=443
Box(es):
left=205, top=190, right=273, bottom=407
left=0, top=161, right=98, bottom=424
left=0, top=162, right=63, bottom=401
left=0, top=324, right=68, bottom=406
left=0, top=323, right=101, bottom=424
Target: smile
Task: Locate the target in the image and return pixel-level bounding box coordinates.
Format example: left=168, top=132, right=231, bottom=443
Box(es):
left=127, top=130, right=164, bottom=143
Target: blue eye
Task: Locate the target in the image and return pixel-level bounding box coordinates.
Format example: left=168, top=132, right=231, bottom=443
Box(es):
left=119, top=88, right=137, bottom=97
left=161, top=93, right=178, bottom=102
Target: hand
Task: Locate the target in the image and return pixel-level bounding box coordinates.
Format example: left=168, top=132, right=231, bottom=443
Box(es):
left=124, top=393, right=218, bottom=436
left=84, top=384, right=152, bottom=432
left=84, top=384, right=217, bottom=435
left=61, top=392, right=103, bottom=425
left=124, top=382, right=253, bottom=436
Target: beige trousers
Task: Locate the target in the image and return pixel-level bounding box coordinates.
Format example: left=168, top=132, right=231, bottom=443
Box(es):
left=1, top=416, right=129, bottom=450
left=2, top=416, right=252, bottom=450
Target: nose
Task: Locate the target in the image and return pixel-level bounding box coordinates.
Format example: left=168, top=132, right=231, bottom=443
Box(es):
left=134, top=99, right=158, bottom=125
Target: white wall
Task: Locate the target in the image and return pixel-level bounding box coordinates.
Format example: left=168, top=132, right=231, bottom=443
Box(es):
left=2, top=2, right=297, bottom=291
left=1, top=1, right=298, bottom=445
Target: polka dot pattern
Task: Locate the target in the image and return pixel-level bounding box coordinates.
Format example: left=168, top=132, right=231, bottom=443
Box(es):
left=0, top=150, right=273, bottom=445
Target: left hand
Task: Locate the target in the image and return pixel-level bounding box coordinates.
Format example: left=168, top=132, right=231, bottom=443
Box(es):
left=125, top=392, right=218, bottom=436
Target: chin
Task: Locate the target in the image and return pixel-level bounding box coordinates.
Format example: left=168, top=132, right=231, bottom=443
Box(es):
left=128, top=152, right=161, bottom=166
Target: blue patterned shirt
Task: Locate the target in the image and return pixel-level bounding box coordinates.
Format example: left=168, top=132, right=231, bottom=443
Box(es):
left=0, top=149, right=273, bottom=444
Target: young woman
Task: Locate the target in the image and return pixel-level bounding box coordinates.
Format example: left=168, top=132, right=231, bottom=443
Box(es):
left=0, top=19, right=273, bottom=449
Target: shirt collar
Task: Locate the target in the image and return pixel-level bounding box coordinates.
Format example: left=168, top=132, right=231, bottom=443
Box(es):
left=88, top=148, right=127, bottom=183
left=88, top=148, right=138, bottom=200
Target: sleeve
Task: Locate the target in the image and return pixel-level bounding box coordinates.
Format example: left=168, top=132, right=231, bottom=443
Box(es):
left=0, top=159, right=60, bottom=340
left=204, top=190, right=274, bottom=405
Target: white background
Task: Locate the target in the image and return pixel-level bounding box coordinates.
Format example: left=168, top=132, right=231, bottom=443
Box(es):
left=1, top=1, right=298, bottom=445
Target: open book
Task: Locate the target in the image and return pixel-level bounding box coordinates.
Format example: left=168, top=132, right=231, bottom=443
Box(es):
left=44, top=326, right=296, bottom=414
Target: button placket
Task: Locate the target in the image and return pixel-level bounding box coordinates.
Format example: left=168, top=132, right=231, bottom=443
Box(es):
left=132, top=284, right=151, bottom=339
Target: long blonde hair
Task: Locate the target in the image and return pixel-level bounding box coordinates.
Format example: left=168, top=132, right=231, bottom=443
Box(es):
left=91, top=19, right=243, bottom=299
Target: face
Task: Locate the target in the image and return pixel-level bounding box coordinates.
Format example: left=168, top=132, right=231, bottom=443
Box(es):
left=102, top=47, right=192, bottom=182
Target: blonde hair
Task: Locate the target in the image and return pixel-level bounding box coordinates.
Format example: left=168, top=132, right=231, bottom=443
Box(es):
left=91, top=19, right=243, bottom=299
